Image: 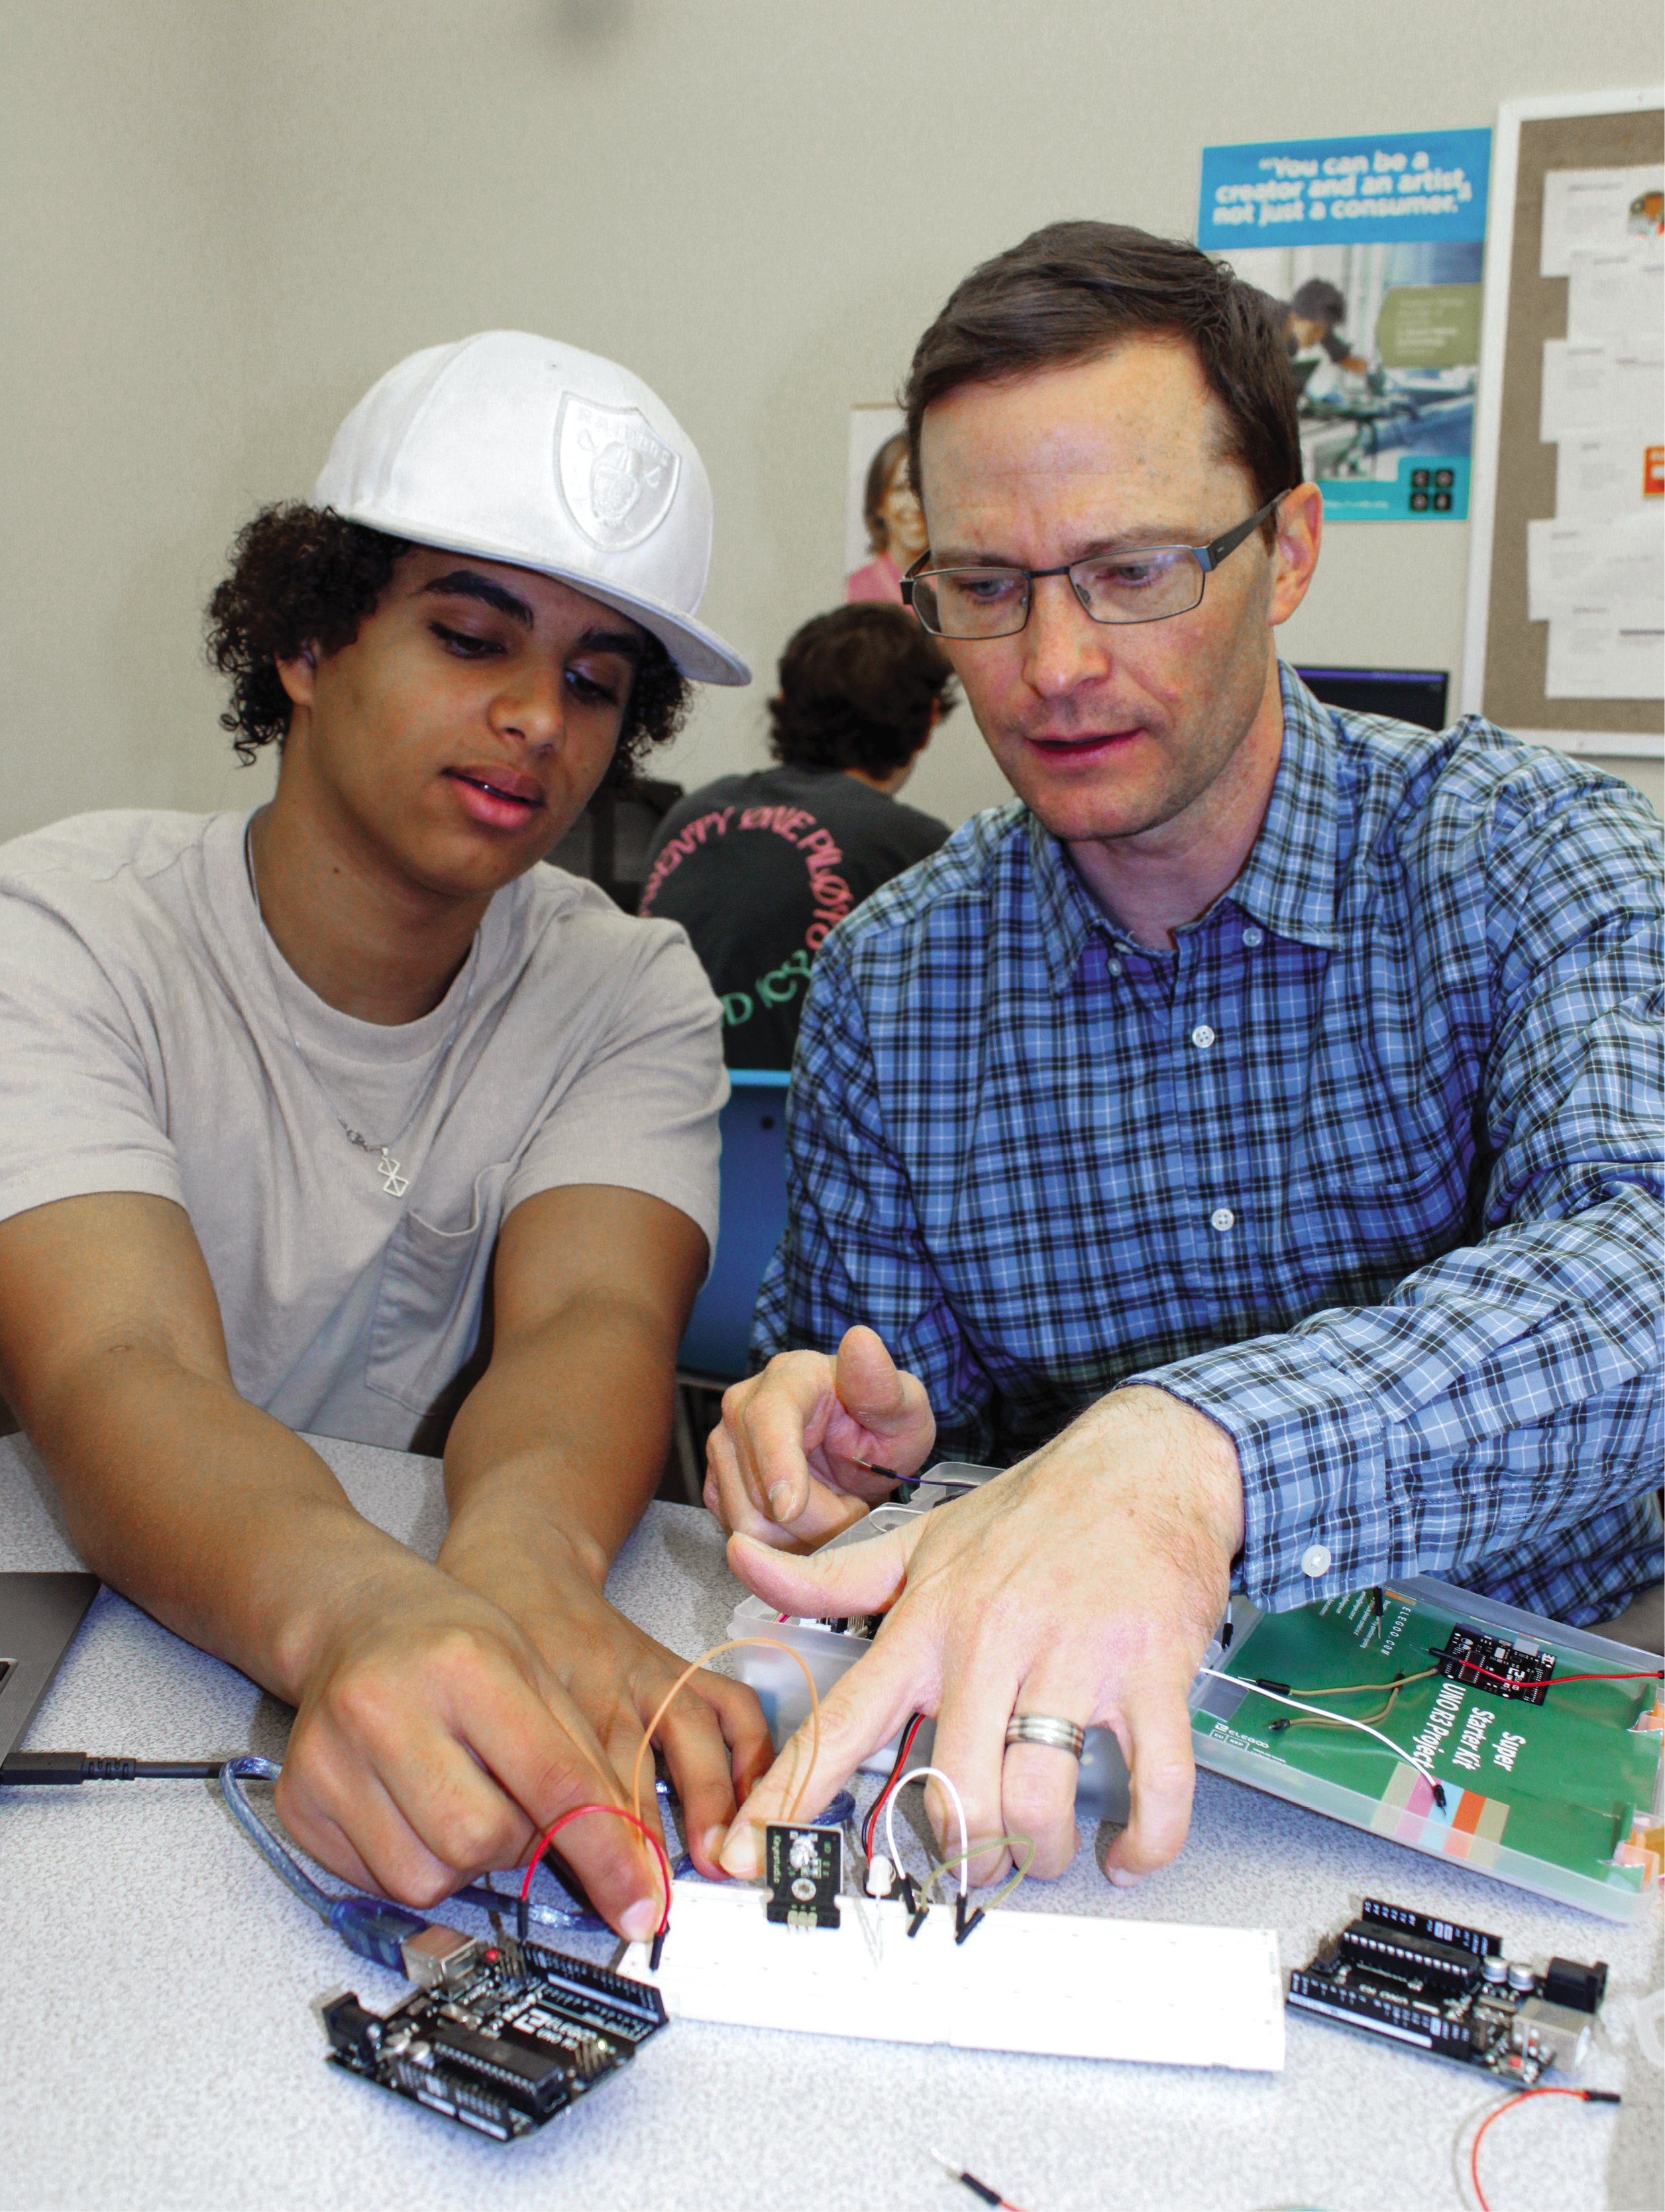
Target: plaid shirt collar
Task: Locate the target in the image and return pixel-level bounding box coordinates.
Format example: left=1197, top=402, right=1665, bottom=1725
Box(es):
left=1026, top=663, right=1344, bottom=994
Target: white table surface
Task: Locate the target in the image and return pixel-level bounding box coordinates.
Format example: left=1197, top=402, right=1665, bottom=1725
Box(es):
left=1, top=1430, right=1659, bottom=2212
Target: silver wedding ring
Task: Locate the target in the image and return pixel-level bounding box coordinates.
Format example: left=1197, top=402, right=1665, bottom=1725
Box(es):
left=1004, top=1713, right=1087, bottom=1759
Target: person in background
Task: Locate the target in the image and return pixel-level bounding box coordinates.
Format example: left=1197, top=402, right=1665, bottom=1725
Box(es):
left=1281, top=277, right=1370, bottom=377
left=640, top=603, right=953, bottom=1067
left=845, top=429, right=930, bottom=604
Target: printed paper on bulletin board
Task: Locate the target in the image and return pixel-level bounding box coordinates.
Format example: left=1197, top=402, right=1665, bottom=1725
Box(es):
left=1467, top=97, right=1664, bottom=742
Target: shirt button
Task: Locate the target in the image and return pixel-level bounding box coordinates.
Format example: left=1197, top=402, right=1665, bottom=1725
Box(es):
left=1301, top=1543, right=1332, bottom=1578
left=1106, top=957, right=1123, bottom=977
left=1210, top=1207, right=1235, bottom=1232
left=1191, top=1023, right=1216, bottom=1049
left=1242, top=926, right=1263, bottom=948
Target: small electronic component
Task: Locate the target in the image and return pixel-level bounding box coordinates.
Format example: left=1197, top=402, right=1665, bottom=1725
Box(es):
left=1287, top=1897, right=1607, bottom=2085
left=930, top=2148, right=1025, bottom=2208
left=764, top=1824, right=841, bottom=1930
left=1433, top=1625, right=1556, bottom=1703
left=321, top=1932, right=667, bottom=2140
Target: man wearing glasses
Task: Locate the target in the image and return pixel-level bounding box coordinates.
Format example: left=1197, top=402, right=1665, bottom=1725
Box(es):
left=706, top=223, right=1662, bottom=1895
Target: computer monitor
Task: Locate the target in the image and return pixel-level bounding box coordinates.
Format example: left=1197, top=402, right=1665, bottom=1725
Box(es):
left=543, top=776, right=684, bottom=914
left=1295, top=665, right=1450, bottom=731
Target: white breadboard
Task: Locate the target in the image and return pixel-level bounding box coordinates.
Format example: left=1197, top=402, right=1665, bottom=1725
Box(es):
left=622, top=1879, right=1285, bottom=2072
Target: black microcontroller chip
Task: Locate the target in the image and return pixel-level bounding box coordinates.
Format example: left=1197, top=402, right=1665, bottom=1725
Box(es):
left=764, top=1824, right=841, bottom=1930
left=322, top=1938, right=666, bottom=2140
left=1436, top=1626, right=1556, bottom=1703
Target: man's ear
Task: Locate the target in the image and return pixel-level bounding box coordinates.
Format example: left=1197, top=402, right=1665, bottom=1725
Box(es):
left=275, top=647, right=318, bottom=708
left=1268, top=483, right=1322, bottom=628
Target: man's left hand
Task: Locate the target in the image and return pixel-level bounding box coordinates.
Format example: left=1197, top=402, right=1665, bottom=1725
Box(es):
left=716, top=1386, right=1243, bottom=1889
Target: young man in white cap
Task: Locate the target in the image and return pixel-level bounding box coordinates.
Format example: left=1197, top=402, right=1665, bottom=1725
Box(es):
left=0, top=332, right=765, bottom=1939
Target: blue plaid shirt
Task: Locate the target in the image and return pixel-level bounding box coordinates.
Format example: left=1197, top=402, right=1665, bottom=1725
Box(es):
left=755, top=669, right=1664, bottom=1624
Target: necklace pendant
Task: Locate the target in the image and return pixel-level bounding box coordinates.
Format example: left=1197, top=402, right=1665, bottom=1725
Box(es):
left=377, top=1148, right=410, bottom=1198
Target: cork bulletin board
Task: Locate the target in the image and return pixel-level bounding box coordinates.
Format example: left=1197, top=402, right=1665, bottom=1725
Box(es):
left=1462, top=89, right=1664, bottom=755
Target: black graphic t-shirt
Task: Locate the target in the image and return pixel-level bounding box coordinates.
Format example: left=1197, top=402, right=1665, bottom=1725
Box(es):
left=639, top=765, right=948, bottom=1068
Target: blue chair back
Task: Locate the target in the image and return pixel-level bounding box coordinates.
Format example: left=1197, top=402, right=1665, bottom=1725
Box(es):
left=678, top=1070, right=790, bottom=1382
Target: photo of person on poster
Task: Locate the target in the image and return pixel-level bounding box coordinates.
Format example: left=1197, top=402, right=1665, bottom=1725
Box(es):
left=1279, top=276, right=1370, bottom=377
left=845, top=421, right=928, bottom=604
left=1240, top=239, right=1484, bottom=496
left=1200, top=127, right=1491, bottom=520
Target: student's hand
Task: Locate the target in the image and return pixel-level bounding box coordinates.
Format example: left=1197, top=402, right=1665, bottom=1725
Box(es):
left=438, top=1510, right=773, bottom=1887
left=704, top=1325, right=937, bottom=1549
left=276, top=1551, right=699, bottom=1940
left=715, top=1386, right=1243, bottom=1890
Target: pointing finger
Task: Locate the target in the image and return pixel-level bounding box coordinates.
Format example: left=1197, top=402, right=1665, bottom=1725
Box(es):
left=725, top=1519, right=918, bottom=1620
left=717, top=1610, right=938, bottom=1877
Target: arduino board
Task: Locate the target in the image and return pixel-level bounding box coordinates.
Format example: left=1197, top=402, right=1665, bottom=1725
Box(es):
left=322, top=1928, right=667, bottom=2140
left=1288, top=1896, right=1608, bottom=2084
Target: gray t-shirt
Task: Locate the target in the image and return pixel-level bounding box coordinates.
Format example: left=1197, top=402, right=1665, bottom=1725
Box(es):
left=0, top=808, right=723, bottom=1451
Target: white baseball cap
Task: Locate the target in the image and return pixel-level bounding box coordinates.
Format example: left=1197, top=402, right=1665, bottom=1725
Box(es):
left=313, top=331, right=749, bottom=685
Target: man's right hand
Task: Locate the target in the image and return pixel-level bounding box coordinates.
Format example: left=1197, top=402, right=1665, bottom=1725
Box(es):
left=704, top=1325, right=937, bottom=1548
left=276, top=1550, right=672, bottom=1939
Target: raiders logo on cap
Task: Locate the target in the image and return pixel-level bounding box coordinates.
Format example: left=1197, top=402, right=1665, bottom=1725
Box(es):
left=556, top=394, right=681, bottom=552
left=313, top=332, right=749, bottom=682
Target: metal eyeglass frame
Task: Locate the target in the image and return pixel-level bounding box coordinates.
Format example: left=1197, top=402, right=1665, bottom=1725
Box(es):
left=900, top=490, right=1290, bottom=637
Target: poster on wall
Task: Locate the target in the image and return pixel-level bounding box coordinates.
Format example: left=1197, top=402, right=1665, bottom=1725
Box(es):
left=845, top=406, right=926, bottom=604
left=1199, top=128, right=1491, bottom=520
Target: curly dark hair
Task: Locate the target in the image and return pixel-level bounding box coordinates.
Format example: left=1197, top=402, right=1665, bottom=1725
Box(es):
left=767, top=602, right=957, bottom=777
left=204, top=503, right=689, bottom=789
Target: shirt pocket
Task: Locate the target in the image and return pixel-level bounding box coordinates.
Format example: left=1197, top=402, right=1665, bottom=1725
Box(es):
left=1286, top=1144, right=1479, bottom=1302
left=364, top=1165, right=511, bottom=1417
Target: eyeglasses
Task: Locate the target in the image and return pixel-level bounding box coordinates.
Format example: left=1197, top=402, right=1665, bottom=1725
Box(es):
left=900, top=493, right=1289, bottom=639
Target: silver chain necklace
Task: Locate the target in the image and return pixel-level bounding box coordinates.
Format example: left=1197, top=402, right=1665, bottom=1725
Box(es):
left=244, top=819, right=480, bottom=1198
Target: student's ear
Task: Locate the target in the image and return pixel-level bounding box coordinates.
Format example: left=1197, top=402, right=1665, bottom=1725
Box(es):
left=275, top=647, right=319, bottom=708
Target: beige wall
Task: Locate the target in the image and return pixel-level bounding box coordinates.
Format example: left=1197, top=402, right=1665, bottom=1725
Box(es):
left=3, top=0, right=1659, bottom=840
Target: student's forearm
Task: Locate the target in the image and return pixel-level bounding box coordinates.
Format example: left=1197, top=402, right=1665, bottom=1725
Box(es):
left=26, top=1344, right=421, bottom=1701
left=439, top=1292, right=674, bottom=1590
